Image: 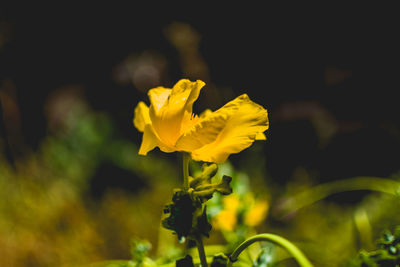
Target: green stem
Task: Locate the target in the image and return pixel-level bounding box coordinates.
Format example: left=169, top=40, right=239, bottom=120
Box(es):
left=228, top=233, right=313, bottom=267
left=182, top=153, right=207, bottom=266
left=277, top=176, right=400, bottom=217
left=196, top=235, right=208, bottom=267
left=182, top=152, right=190, bottom=191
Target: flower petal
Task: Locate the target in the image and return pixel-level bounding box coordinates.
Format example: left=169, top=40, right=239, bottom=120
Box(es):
left=138, top=124, right=159, bottom=155
left=170, top=79, right=204, bottom=118
left=189, top=94, right=269, bottom=163
left=175, top=111, right=228, bottom=151
left=148, top=79, right=205, bottom=147
left=148, top=87, right=172, bottom=115
left=138, top=124, right=175, bottom=155
left=133, top=101, right=151, bottom=132
left=256, top=132, right=267, bottom=140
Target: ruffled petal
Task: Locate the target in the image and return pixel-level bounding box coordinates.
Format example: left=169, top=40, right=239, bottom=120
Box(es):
left=175, top=111, right=228, bottom=151
left=256, top=132, right=267, bottom=140
left=148, top=79, right=205, bottom=147
left=133, top=101, right=151, bottom=132
left=189, top=94, right=269, bottom=163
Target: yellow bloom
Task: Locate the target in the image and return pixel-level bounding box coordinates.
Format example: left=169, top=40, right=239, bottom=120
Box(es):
left=244, top=200, right=269, bottom=227
left=213, top=194, right=240, bottom=231
left=133, top=79, right=269, bottom=163
left=214, top=210, right=237, bottom=231
left=222, top=194, right=241, bottom=213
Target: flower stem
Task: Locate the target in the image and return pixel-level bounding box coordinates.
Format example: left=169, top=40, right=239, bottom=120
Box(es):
left=228, top=233, right=313, bottom=267
left=276, top=176, right=400, bottom=217
left=196, top=235, right=208, bottom=267
left=182, top=152, right=190, bottom=191
left=181, top=153, right=207, bottom=266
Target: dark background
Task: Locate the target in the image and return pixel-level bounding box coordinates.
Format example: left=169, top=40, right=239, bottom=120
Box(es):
left=1, top=5, right=399, bottom=188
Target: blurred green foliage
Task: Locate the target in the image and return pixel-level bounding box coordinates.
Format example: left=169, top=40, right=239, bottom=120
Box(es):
left=347, top=226, right=400, bottom=266
left=0, top=100, right=180, bottom=266
left=1, top=94, right=400, bottom=267
left=1, top=20, right=400, bottom=267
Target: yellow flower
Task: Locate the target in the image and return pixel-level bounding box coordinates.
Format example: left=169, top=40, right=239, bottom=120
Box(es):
left=244, top=200, right=269, bottom=227
left=133, top=79, right=269, bottom=163
left=222, top=194, right=241, bottom=213
left=213, top=194, right=240, bottom=231
left=214, top=210, right=237, bottom=231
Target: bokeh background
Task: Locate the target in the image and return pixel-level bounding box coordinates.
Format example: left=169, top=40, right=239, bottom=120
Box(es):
left=1, top=5, right=399, bottom=267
